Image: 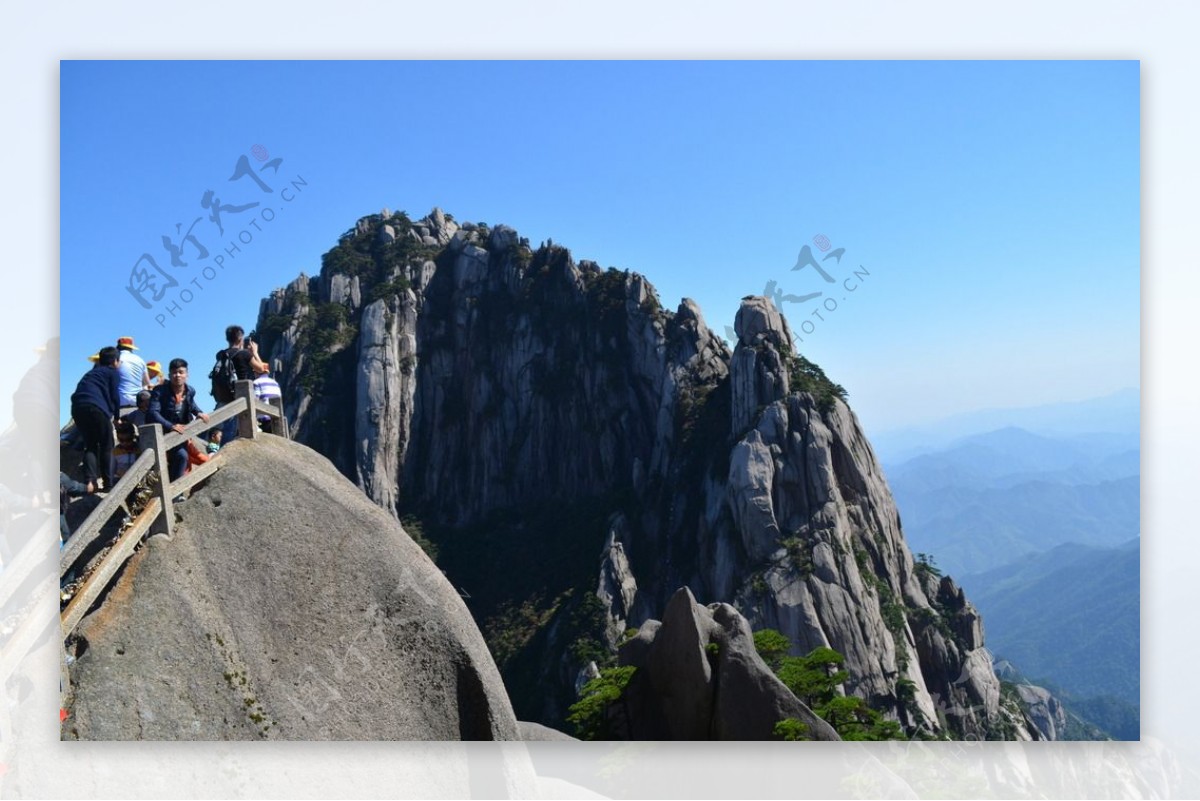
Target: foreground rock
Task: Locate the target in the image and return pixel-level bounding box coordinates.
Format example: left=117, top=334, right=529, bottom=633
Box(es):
left=517, top=721, right=577, bottom=741
left=63, top=435, right=520, bottom=740
left=615, top=588, right=839, bottom=741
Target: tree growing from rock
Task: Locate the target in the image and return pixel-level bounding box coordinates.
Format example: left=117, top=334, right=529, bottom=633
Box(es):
left=755, top=629, right=903, bottom=741
left=566, top=666, right=636, bottom=740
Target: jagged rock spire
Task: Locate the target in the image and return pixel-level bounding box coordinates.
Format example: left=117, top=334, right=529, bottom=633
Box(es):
left=731, top=296, right=792, bottom=435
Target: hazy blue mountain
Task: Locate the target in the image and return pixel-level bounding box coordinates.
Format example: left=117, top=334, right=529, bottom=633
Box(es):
left=870, top=388, right=1139, bottom=464
left=993, top=657, right=1139, bottom=741
left=897, top=476, right=1138, bottom=576
left=1067, top=694, right=1141, bottom=742
left=886, top=426, right=1138, bottom=491
left=887, top=426, right=1139, bottom=576
left=877, top=410, right=1141, bottom=740
left=959, top=540, right=1140, bottom=714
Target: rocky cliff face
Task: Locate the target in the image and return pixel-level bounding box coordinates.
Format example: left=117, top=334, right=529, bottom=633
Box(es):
left=1016, top=684, right=1068, bottom=741
left=254, top=208, right=1033, bottom=740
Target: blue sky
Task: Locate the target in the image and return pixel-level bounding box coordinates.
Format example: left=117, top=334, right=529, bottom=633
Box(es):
left=60, top=60, right=1139, bottom=434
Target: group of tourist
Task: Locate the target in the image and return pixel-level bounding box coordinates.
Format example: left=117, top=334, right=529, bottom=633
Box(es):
left=66, top=326, right=284, bottom=507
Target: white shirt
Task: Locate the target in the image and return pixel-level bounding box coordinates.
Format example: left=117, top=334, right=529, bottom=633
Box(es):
left=117, top=350, right=148, bottom=407
left=252, top=374, right=282, bottom=423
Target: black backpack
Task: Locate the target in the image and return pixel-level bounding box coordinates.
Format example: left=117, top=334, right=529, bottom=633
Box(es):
left=209, top=347, right=238, bottom=403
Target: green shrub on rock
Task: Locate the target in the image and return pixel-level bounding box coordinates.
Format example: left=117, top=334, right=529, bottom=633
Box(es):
left=753, top=628, right=904, bottom=742
left=566, top=666, right=637, bottom=740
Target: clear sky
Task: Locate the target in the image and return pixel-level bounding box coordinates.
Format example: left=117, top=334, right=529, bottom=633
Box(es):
left=60, top=60, right=1139, bottom=435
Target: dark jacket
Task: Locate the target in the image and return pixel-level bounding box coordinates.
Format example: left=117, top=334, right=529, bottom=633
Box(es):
left=60, top=472, right=90, bottom=516
left=121, top=408, right=153, bottom=428
left=70, top=365, right=121, bottom=419
left=149, top=382, right=204, bottom=431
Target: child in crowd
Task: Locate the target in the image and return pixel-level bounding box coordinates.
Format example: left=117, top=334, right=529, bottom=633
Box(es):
left=111, top=420, right=139, bottom=481
left=253, top=362, right=283, bottom=433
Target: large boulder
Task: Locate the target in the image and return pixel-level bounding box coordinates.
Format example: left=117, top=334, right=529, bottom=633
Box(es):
left=616, top=588, right=838, bottom=740
left=62, top=435, right=520, bottom=741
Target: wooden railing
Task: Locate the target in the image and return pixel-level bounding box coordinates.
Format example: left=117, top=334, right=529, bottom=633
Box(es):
left=59, top=381, right=287, bottom=637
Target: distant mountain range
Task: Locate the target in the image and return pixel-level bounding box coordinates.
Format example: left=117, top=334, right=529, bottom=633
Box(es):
left=880, top=407, right=1140, bottom=739
left=887, top=426, right=1139, bottom=491
left=959, top=539, right=1139, bottom=702
left=870, top=388, right=1139, bottom=465
left=886, top=426, right=1139, bottom=577
left=962, top=540, right=1140, bottom=737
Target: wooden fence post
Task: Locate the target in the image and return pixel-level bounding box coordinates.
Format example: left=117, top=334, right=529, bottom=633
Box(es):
left=138, top=424, right=174, bottom=537
left=235, top=380, right=258, bottom=441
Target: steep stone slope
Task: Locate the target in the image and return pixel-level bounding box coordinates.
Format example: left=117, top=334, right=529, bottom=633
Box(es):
left=254, top=208, right=1033, bottom=739
left=62, top=435, right=520, bottom=740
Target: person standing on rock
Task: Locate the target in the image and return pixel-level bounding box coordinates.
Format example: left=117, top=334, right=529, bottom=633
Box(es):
left=251, top=361, right=282, bottom=433
left=69, top=346, right=122, bottom=492
left=212, top=325, right=266, bottom=445
left=150, top=358, right=210, bottom=482
left=115, top=336, right=151, bottom=415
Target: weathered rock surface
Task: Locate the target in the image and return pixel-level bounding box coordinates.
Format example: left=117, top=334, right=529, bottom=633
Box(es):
left=63, top=435, right=520, bottom=741
left=1017, top=684, right=1068, bottom=741
left=615, top=588, right=838, bottom=740
left=355, top=291, right=419, bottom=515
left=595, top=514, right=643, bottom=650
left=730, top=296, right=791, bottom=435
left=327, top=273, right=361, bottom=310
left=517, top=721, right=577, bottom=741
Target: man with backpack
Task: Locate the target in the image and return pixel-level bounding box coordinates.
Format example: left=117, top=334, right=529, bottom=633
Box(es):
left=210, top=325, right=266, bottom=444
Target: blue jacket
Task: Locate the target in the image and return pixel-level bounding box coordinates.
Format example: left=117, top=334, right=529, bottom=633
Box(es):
left=70, top=365, right=121, bottom=419
left=149, top=383, right=204, bottom=431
